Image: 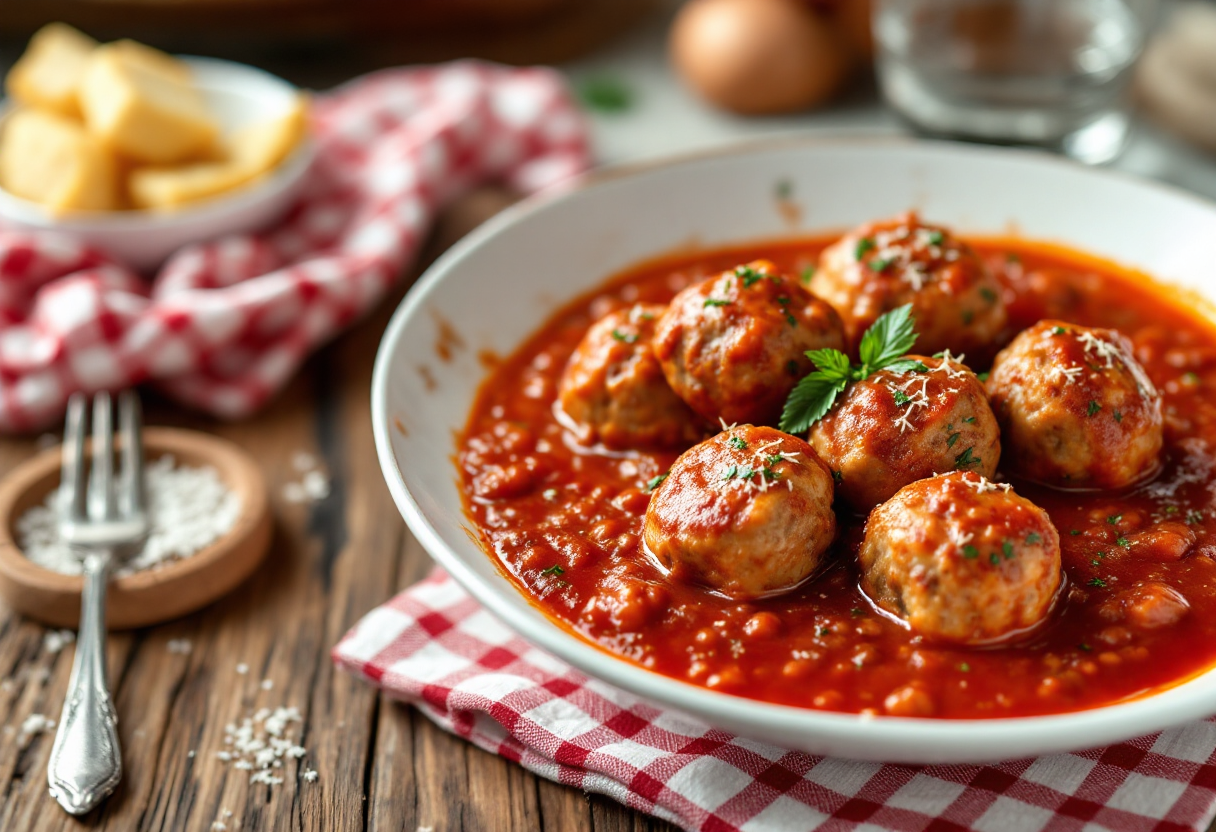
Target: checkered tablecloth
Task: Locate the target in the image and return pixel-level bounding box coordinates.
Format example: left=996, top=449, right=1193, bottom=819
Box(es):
left=0, top=61, right=589, bottom=432
left=334, top=568, right=1216, bottom=832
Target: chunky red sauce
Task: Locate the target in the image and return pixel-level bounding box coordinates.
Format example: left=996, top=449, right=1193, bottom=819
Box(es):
left=458, top=236, right=1216, bottom=719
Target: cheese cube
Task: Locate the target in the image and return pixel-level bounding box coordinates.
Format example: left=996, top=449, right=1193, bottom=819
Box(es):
left=228, top=95, right=309, bottom=174
left=0, top=109, right=116, bottom=213
left=128, top=161, right=252, bottom=210
left=129, top=97, right=309, bottom=210
left=108, top=39, right=193, bottom=84
left=5, top=23, right=98, bottom=118
left=79, top=45, right=217, bottom=164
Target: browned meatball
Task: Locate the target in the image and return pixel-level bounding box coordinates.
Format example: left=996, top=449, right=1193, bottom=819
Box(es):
left=987, top=320, right=1163, bottom=490
left=643, top=425, right=836, bottom=599
left=653, top=260, right=846, bottom=426
left=860, top=471, right=1063, bottom=645
left=811, top=213, right=1007, bottom=359
left=557, top=303, right=704, bottom=449
left=809, top=352, right=999, bottom=512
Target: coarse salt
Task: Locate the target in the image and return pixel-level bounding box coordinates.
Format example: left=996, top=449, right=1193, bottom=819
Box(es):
left=18, top=713, right=55, bottom=747
left=214, top=705, right=312, bottom=787
left=16, top=455, right=241, bottom=576
left=43, top=629, right=75, bottom=654
left=282, top=450, right=330, bottom=504
left=167, top=639, right=192, bottom=655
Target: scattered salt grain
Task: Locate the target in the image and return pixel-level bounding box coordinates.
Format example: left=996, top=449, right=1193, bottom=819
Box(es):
left=303, top=768, right=318, bottom=783
left=18, top=713, right=55, bottom=747
left=235, top=663, right=248, bottom=675
left=214, top=705, right=310, bottom=786
left=282, top=451, right=330, bottom=504
left=188, top=750, right=196, bottom=758
left=167, top=639, right=192, bottom=655
left=302, top=470, right=330, bottom=500
left=260, top=679, right=274, bottom=691
left=43, top=629, right=75, bottom=654
left=17, top=455, right=241, bottom=576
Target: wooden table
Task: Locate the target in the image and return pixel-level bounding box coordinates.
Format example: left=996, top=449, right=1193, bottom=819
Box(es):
left=0, top=195, right=680, bottom=832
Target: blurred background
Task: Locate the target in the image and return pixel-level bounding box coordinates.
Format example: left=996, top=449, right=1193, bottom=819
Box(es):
left=8, top=0, right=1213, bottom=197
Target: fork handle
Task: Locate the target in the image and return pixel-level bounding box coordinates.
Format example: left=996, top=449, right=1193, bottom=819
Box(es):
left=48, top=549, right=122, bottom=815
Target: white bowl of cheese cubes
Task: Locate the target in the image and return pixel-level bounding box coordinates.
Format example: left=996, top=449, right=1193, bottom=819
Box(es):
left=0, top=25, right=314, bottom=271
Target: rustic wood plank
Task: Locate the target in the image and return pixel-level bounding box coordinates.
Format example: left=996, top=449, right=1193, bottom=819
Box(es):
left=590, top=794, right=683, bottom=832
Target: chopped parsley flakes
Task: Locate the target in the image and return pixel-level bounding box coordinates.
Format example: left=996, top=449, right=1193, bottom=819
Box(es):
left=611, top=328, right=638, bottom=344
left=541, top=564, right=565, bottom=577
left=645, top=473, right=669, bottom=492
left=854, top=237, right=876, bottom=261
left=736, top=265, right=765, bottom=287
left=954, top=446, right=979, bottom=469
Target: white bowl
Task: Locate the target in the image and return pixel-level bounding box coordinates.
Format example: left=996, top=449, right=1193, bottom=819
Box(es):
left=371, top=138, right=1216, bottom=764
left=0, top=56, right=314, bottom=272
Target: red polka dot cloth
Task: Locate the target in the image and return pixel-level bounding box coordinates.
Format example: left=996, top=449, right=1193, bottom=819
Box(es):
left=0, top=62, right=588, bottom=432
left=335, top=568, right=1216, bottom=832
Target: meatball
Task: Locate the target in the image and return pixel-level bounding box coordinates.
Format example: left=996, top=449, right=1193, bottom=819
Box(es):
left=558, top=303, right=704, bottom=449
left=644, top=424, right=836, bottom=599
left=810, top=352, right=1000, bottom=512
left=811, top=213, right=1007, bottom=359
left=860, top=471, right=1063, bottom=645
left=653, top=260, right=846, bottom=426
left=986, top=320, right=1163, bottom=489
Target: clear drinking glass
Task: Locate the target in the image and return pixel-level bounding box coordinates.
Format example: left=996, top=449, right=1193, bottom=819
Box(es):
left=874, top=0, right=1157, bottom=164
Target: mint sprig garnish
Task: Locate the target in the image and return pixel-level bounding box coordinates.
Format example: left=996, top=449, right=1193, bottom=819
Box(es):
left=779, top=304, right=922, bottom=433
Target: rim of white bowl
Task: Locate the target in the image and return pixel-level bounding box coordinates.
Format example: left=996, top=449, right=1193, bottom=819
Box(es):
left=370, top=135, right=1216, bottom=761
left=0, top=56, right=315, bottom=231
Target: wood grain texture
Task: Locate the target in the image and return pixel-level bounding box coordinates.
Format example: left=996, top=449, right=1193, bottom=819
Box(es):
left=0, top=195, right=681, bottom=832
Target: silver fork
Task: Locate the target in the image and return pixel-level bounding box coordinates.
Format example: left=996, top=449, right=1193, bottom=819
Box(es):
left=47, top=391, right=148, bottom=815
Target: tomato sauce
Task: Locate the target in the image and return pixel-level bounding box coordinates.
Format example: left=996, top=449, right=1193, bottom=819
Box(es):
left=457, top=236, right=1216, bottom=719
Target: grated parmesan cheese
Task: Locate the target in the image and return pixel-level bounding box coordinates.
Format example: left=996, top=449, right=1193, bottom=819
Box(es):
left=17, top=455, right=241, bottom=576
left=1049, top=364, right=1085, bottom=385
left=1078, top=331, right=1122, bottom=369
left=965, top=474, right=1013, bottom=495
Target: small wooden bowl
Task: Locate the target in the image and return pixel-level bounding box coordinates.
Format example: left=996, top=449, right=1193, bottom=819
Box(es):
left=0, top=427, right=272, bottom=629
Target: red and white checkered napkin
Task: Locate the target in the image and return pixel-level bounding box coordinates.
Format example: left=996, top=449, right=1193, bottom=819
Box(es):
left=0, top=62, right=588, bottom=432
left=335, top=568, right=1216, bottom=832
